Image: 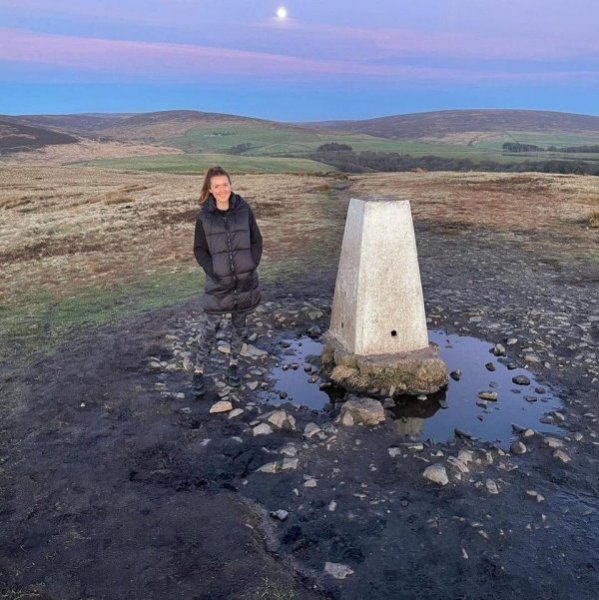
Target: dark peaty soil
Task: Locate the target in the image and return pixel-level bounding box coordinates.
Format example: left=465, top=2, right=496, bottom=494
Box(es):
left=1, top=224, right=598, bottom=600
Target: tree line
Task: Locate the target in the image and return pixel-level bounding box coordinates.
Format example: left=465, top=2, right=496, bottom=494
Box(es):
left=308, top=149, right=599, bottom=176
left=502, top=142, right=599, bottom=153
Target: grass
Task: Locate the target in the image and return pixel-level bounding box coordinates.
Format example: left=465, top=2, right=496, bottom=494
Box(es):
left=81, top=153, right=336, bottom=174
left=0, top=266, right=203, bottom=363
left=589, top=211, right=599, bottom=228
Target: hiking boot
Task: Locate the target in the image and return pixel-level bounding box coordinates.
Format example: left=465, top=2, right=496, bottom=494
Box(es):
left=192, top=372, right=206, bottom=397
left=226, top=364, right=241, bottom=388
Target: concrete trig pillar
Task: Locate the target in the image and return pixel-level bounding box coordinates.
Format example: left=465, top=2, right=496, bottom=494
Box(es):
left=322, top=197, right=447, bottom=396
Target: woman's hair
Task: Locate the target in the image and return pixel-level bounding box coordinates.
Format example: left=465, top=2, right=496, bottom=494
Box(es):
left=199, top=166, right=231, bottom=204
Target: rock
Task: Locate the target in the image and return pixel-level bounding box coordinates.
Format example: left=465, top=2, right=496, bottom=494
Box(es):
left=338, top=396, right=385, bottom=427
left=455, top=429, right=477, bottom=440
left=506, top=337, right=518, bottom=346
left=552, top=412, right=566, bottom=423
left=253, top=423, right=273, bottom=436
left=217, top=341, right=231, bottom=354
left=257, top=457, right=299, bottom=473
left=485, top=479, right=499, bottom=494
left=339, top=411, right=355, bottom=427
left=447, top=456, right=469, bottom=473
left=304, top=423, right=322, bottom=438
left=457, top=450, right=474, bottom=464
left=278, top=391, right=288, bottom=400
left=450, top=370, right=462, bottom=381
left=280, top=458, right=300, bottom=471
left=423, top=464, right=449, bottom=486
left=328, top=500, right=337, bottom=512
left=511, top=441, right=527, bottom=455
left=526, top=490, right=545, bottom=502
left=304, top=478, right=318, bottom=488
left=247, top=381, right=259, bottom=391
left=388, top=447, right=402, bottom=458
left=228, top=408, right=244, bottom=419
left=270, top=509, right=289, bottom=521
left=405, top=442, right=424, bottom=452
left=478, top=391, right=498, bottom=401
left=512, top=375, right=531, bottom=386
left=266, top=409, right=297, bottom=431
left=485, top=362, right=496, bottom=372
left=280, top=444, right=298, bottom=457
left=240, top=343, right=268, bottom=358
left=493, top=343, right=506, bottom=356
left=553, top=449, right=571, bottom=463
left=543, top=437, right=564, bottom=449
left=324, top=562, right=354, bottom=579
left=209, top=400, right=233, bottom=414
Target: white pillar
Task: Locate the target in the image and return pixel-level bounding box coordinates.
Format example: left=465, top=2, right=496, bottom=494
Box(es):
left=329, top=198, right=429, bottom=356
left=323, top=197, right=447, bottom=396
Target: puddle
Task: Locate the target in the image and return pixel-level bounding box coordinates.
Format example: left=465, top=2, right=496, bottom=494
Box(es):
left=260, top=336, right=344, bottom=410
left=263, top=332, right=564, bottom=447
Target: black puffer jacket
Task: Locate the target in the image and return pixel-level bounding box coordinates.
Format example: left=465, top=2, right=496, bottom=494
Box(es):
left=194, top=193, right=262, bottom=314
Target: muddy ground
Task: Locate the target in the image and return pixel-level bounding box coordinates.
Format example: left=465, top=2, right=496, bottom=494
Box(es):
left=1, top=173, right=599, bottom=599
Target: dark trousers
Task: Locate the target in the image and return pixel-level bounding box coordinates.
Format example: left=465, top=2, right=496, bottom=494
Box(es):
left=194, top=311, right=248, bottom=373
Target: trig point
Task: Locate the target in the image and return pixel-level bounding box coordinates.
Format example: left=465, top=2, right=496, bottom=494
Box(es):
left=322, top=197, right=447, bottom=396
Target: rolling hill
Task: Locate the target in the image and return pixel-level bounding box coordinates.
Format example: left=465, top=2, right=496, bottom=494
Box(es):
left=3, top=109, right=599, bottom=173
left=307, top=109, right=599, bottom=140
left=0, top=118, right=79, bottom=154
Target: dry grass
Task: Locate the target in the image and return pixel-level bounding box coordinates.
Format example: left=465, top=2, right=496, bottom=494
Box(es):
left=1, top=166, right=597, bottom=360
left=348, top=171, right=599, bottom=260
left=589, top=211, right=599, bottom=228
left=0, top=138, right=182, bottom=166
left=0, top=167, right=346, bottom=306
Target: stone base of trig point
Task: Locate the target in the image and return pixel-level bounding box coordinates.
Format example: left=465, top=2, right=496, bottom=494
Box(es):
left=322, top=333, right=447, bottom=396
left=322, top=196, right=447, bottom=397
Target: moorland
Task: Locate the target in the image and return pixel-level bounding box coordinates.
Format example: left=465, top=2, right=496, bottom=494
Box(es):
left=0, top=109, right=598, bottom=599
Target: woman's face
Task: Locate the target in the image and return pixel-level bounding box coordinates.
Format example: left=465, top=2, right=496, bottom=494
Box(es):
left=209, top=175, right=232, bottom=204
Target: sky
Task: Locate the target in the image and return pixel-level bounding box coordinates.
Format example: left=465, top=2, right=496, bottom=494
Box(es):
left=1, top=0, right=598, bottom=121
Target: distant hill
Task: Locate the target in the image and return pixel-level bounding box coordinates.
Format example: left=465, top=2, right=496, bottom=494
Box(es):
left=3, top=109, right=599, bottom=175
left=9, top=110, right=294, bottom=142
left=14, top=113, right=134, bottom=134
left=308, top=109, right=599, bottom=140
left=0, top=118, right=78, bottom=154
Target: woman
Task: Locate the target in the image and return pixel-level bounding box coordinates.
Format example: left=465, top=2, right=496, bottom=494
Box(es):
left=192, top=166, right=263, bottom=396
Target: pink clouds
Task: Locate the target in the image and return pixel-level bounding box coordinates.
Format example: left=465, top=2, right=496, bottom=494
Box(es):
left=271, top=21, right=599, bottom=62
left=1, top=27, right=598, bottom=85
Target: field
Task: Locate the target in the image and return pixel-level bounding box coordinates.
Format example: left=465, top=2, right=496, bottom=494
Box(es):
left=1, top=163, right=599, bottom=599
left=2, top=166, right=597, bottom=363
left=0, top=166, right=348, bottom=361
left=81, top=152, right=337, bottom=174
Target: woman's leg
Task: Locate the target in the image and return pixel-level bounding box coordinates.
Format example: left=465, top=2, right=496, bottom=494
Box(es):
left=225, top=311, right=249, bottom=387
left=229, top=311, right=249, bottom=366
left=194, top=313, right=221, bottom=374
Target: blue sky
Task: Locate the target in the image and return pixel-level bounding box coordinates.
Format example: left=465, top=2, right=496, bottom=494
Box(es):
left=1, top=0, right=598, bottom=120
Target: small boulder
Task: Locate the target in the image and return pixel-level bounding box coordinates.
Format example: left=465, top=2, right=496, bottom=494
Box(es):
left=252, top=423, right=273, bottom=436
left=209, top=400, right=233, bottom=414
left=267, top=409, right=296, bottom=431
left=338, top=396, right=385, bottom=427
left=423, top=464, right=449, bottom=486
left=325, top=562, right=354, bottom=579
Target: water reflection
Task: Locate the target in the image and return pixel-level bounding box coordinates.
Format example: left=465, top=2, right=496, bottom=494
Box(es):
left=264, top=332, right=564, bottom=447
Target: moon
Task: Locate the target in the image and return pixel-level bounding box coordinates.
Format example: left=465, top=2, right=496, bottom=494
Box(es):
left=276, top=6, right=288, bottom=20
